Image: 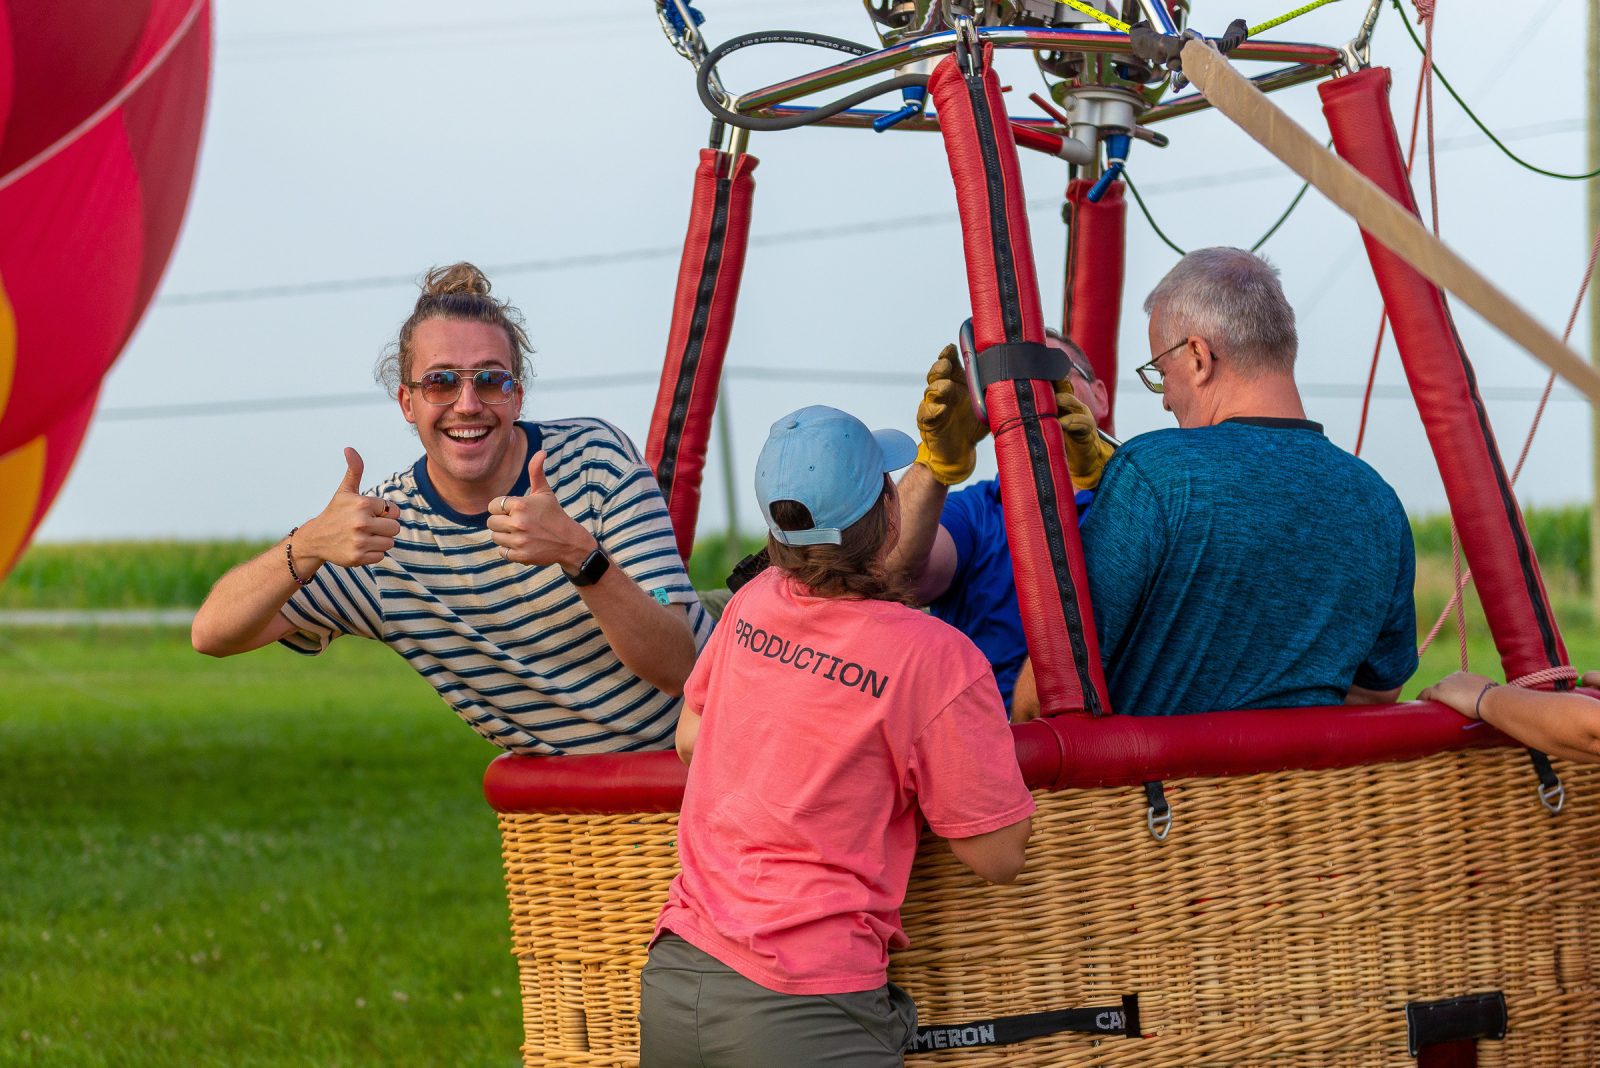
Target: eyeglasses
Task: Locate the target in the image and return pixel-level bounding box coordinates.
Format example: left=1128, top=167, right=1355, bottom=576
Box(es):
left=1135, top=339, right=1190, bottom=394
left=1066, top=355, right=1097, bottom=384
left=404, top=368, right=518, bottom=405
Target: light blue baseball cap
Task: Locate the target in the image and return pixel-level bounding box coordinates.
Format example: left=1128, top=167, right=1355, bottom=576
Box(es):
left=755, top=405, right=917, bottom=546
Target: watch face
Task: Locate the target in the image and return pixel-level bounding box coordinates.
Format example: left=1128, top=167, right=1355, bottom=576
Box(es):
left=571, top=547, right=610, bottom=586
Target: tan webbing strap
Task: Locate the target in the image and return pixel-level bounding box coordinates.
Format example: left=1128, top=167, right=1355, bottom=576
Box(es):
left=1180, top=40, right=1600, bottom=407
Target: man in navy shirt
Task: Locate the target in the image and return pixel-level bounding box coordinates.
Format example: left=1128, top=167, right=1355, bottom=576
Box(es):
left=887, top=330, right=1110, bottom=719
left=1079, top=247, right=1416, bottom=715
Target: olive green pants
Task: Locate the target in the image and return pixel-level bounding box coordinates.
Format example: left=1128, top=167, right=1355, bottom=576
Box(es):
left=639, top=934, right=917, bottom=1067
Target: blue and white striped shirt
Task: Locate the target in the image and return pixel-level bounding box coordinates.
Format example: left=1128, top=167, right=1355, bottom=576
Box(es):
left=280, top=419, right=712, bottom=755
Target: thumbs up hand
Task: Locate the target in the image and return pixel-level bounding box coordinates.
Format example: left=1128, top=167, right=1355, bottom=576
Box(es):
left=292, top=447, right=401, bottom=573
left=487, top=450, right=597, bottom=569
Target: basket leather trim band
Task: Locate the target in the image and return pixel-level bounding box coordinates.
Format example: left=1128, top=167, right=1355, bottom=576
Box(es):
left=1406, top=992, right=1507, bottom=1056
left=906, top=995, right=1141, bottom=1054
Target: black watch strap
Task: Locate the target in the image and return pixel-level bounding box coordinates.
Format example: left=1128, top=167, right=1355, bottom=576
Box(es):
left=566, top=546, right=610, bottom=587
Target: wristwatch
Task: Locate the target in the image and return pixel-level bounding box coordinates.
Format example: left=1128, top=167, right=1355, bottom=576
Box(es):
left=565, top=546, right=610, bottom=587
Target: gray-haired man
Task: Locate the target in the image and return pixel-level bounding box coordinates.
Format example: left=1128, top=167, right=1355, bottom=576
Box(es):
left=1080, top=246, right=1417, bottom=716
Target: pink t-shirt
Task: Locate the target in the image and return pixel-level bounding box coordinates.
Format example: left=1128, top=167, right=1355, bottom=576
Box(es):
left=654, top=570, right=1036, bottom=996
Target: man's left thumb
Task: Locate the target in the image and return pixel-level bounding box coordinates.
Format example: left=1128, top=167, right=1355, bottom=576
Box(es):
left=527, top=450, right=552, bottom=494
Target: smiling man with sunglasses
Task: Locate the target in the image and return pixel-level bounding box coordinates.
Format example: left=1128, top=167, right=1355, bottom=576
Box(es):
left=193, top=263, right=710, bottom=755
left=1077, top=247, right=1417, bottom=717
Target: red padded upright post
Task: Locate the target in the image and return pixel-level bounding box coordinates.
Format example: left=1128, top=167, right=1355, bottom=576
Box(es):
left=1321, top=69, right=1569, bottom=686
left=929, top=45, right=1111, bottom=716
left=1062, top=177, right=1126, bottom=437
left=645, top=148, right=758, bottom=563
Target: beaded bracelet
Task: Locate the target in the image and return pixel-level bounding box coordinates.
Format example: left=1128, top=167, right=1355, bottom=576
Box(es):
left=285, top=526, right=312, bottom=588
left=1474, top=681, right=1498, bottom=719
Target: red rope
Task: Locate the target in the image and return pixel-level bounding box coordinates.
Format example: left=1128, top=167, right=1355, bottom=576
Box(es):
left=1510, top=666, right=1579, bottom=690
left=1411, top=4, right=1470, bottom=669
left=1418, top=222, right=1600, bottom=658
left=1449, top=526, right=1467, bottom=668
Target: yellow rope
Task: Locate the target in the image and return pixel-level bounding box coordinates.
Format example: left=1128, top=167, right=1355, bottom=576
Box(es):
left=1249, top=0, right=1341, bottom=37
left=1057, top=0, right=1131, bottom=34
left=1050, top=0, right=1335, bottom=47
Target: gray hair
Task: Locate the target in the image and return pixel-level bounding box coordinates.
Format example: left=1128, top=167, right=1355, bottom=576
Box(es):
left=1143, top=247, right=1297, bottom=376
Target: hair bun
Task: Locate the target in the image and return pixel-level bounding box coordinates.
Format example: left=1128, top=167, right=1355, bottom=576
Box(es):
left=421, top=262, right=492, bottom=298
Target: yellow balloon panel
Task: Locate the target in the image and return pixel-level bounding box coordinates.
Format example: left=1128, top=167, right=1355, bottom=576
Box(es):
left=0, top=434, right=46, bottom=579
left=0, top=276, right=13, bottom=415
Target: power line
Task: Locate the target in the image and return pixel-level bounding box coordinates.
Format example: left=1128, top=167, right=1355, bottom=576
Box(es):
left=95, top=369, right=1588, bottom=423
left=153, top=116, right=1585, bottom=309
left=1392, top=0, right=1600, bottom=181
left=217, top=1, right=816, bottom=59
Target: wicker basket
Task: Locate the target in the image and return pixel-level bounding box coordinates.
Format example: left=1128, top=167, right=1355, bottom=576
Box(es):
left=498, top=746, right=1599, bottom=1066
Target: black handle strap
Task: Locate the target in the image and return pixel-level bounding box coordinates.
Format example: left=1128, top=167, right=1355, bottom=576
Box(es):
left=1406, top=992, right=1507, bottom=1056
left=974, top=341, right=1068, bottom=393
left=907, top=995, right=1141, bottom=1054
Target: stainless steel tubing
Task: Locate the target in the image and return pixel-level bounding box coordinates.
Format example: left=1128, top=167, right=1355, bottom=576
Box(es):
left=734, top=27, right=1342, bottom=114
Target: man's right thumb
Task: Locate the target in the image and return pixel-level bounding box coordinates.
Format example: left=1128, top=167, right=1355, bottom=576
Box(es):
left=340, top=447, right=364, bottom=493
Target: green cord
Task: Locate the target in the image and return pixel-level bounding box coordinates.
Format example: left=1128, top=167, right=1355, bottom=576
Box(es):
left=1250, top=179, right=1313, bottom=252
left=1122, top=173, right=1189, bottom=257
left=1249, top=0, right=1343, bottom=38
left=1124, top=171, right=1315, bottom=259
left=1394, top=0, right=1600, bottom=182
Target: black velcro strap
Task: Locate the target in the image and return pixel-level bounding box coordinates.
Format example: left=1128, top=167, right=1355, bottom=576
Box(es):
left=906, top=996, right=1140, bottom=1054
left=1144, top=780, right=1172, bottom=841
left=1528, top=749, right=1559, bottom=789
left=974, top=341, right=1068, bottom=392
left=1405, top=992, right=1507, bottom=1056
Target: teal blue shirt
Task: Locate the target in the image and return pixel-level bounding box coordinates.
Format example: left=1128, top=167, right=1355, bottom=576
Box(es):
left=1078, top=418, right=1417, bottom=716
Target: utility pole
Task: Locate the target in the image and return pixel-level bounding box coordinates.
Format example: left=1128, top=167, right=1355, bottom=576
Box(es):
left=1590, top=0, right=1600, bottom=617
left=716, top=394, right=740, bottom=580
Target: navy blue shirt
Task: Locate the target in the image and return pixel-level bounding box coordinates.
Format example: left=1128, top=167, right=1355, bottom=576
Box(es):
left=1078, top=418, right=1417, bottom=716
left=932, top=479, right=1094, bottom=710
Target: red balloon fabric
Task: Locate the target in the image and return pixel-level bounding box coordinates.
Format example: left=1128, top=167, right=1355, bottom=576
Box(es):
left=0, top=0, right=211, bottom=577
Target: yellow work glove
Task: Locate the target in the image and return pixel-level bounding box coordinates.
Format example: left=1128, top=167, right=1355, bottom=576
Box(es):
left=915, top=344, right=989, bottom=486
left=1055, top=378, right=1115, bottom=491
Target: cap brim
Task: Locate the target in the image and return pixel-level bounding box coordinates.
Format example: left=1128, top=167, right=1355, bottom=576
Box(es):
left=873, top=428, right=918, bottom=473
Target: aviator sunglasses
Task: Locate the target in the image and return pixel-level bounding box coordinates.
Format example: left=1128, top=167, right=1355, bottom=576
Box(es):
left=405, top=368, right=518, bottom=405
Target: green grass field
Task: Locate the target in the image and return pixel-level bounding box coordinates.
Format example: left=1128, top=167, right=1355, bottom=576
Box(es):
left=0, top=629, right=521, bottom=1067
left=2, top=529, right=1594, bottom=1065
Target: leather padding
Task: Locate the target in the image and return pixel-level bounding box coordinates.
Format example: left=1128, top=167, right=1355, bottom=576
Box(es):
left=1321, top=69, right=1569, bottom=683
left=645, top=149, right=758, bottom=563
left=928, top=47, right=1110, bottom=716
left=481, top=697, right=1587, bottom=813
left=1062, top=177, right=1125, bottom=437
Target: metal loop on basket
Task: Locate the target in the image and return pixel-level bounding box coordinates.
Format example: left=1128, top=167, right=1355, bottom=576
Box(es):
left=1143, top=781, right=1172, bottom=842
left=1146, top=804, right=1172, bottom=841
left=1539, top=778, right=1566, bottom=815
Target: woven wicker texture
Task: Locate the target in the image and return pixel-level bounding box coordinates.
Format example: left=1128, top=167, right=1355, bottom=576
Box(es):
left=499, top=747, right=1599, bottom=1066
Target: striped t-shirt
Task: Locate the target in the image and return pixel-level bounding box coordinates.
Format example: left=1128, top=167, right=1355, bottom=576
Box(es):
left=279, top=418, right=713, bottom=755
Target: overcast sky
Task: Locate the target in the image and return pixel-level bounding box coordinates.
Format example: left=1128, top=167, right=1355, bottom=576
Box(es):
left=33, top=0, right=1599, bottom=545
